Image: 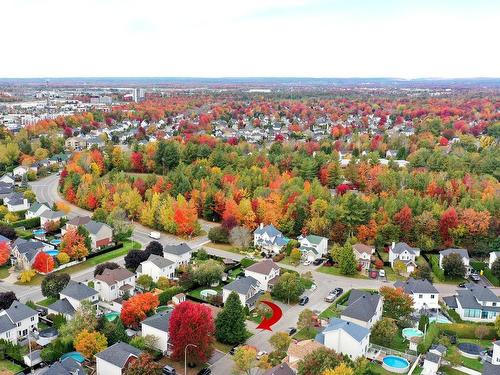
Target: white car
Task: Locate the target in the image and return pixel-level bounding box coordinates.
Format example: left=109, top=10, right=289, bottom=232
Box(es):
left=378, top=269, right=386, bottom=278
left=303, top=260, right=312, bottom=266
left=149, top=231, right=161, bottom=239
left=256, top=351, right=268, bottom=359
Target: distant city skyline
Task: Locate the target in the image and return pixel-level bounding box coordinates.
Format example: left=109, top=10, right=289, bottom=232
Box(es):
left=2, top=0, right=499, bottom=78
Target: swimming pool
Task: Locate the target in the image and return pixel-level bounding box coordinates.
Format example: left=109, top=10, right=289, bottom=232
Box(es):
left=200, top=289, right=218, bottom=299
left=33, top=229, right=46, bottom=236
left=429, top=314, right=451, bottom=324
left=104, top=312, right=119, bottom=322
left=402, top=328, right=424, bottom=340
left=50, top=239, right=62, bottom=246
left=44, top=249, right=59, bottom=257
left=382, top=355, right=410, bottom=373
left=60, top=351, right=85, bottom=363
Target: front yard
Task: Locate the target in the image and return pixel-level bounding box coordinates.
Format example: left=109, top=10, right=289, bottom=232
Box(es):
left=0, top=360, right=24, bottom=374
left=317, top=265, right=368, bottom=279
left=37, top=296, right=57, bottom=307
left=0, top=265, right=10, bottom=279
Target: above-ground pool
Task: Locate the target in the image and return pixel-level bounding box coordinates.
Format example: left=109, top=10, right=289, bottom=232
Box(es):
left=50, top=239, right=62, bottom=246
left=44, top=249, right=59, bottom=257
left=200, top=289, right=218, bottom=299
left=60, top=352, right=85, bottom=363
left=33, top=229, right=46, bottom=236
left=104, top=312, right=119, bottom=322
left=382, top=356, right=410, bottom=373
left=429, top=314, right=451, bottom=324
left=402, top=328, right=424, bottom=340
left=458, top=343, right=482, bottom=359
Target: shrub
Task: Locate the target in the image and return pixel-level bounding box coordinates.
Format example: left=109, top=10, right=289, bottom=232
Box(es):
left=429, top=255, right=445, bottom=281
left=56, top=252, right=70, bottom=264
left=240, top=257, right=257, bottom=268
left=272, top=253, right=285, bottom=262
left=159, top=286, right=184, bottom=305
left=208, top=226, right=229, bottom=244
left=417, top=323, right=440, bottom=354
left=7, top=217, right=40, bottom=229
left=374, top=259, right=384, bottom=269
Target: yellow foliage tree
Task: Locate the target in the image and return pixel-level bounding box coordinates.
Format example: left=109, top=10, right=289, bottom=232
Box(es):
left=322, top=363, right=354, bottom=375
left=74, top=329, right=108, bottom=358
left=20, top=269, right=36, bottom=283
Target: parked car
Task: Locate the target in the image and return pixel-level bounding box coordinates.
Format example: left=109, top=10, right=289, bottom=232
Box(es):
left=256, top=351, right=268, bottom=360
left=310, top=283, right=317, bottom=291
left=458, top=282, right=466, bottom=288
left=229, top=345, right=240, bottom=355
left=324, top=294, right=336, bottom=303
left=197, top=368, right=211, bottom=375
left=303, top=260, right=312, bottom=266
left=36, top=307, right=47, bottom=316
left=378, top=269, right=386, bottom=278
left=286, top=327, right=297, bottom=336
left=313, top=258, right=324, bottom=266
left=470, top=273, right=481, bottom=282
left=299, top=296, right=309, bottom=306
left=334, top=287, right=343, bottom=295
left=149, top=231, right=161, bottom=239
left=162, top=365, right=176, bottom=375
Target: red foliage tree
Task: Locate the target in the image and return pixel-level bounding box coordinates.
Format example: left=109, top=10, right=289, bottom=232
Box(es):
left=0, top=242, right=10, bottom=266
left=169, top=301, right=215, bottom=365
left=439, top=207, right=459, bottom=247
left=87, top=193, right=98, bottom=210
left=33, top=252, right=55, bottom=273
left=130, top=152, right=145, bottom=172
left=394, top=205, right=413, bottom=234
left=120, top=293, right=159, bottom=328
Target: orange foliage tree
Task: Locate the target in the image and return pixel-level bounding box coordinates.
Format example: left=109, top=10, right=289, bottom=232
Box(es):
left=0, top=242, right=11, bottom=266
left=32, top=252, right=55, bottom=273
left=120, top=293, right=159, bottom=328
left=60, top=229, right=88, bottom=260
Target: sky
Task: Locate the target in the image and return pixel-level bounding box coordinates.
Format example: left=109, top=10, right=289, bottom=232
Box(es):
left=2, top=0, right=499, bottom=78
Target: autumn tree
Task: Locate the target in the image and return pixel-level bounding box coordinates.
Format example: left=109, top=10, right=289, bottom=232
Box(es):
left=120, top=293, right=159, bottom=328
left=233, top=346, right=257, bottom=375
left=442, top=253, right=466, bottom=279
left=297, top=309, right=314, bottom=330
left=33, top=252, right=55, bottom=273
left=169, top=301, right=215, bottom=365
left=0, top=242, right=10, bottom=266
left=439, top=207, right=459, bottom=247
left=269, top=332, right=292, bottom=353
left=74, top=329, right=107, bottom=358
left=371, top=318, right=398, bottom=347
left=215, top=291, right=247, bottom=345
left=322, top=363, right=354, bottom=375
left=59, top=301, right=98, bottom=339
left=297, top=347, right=343, bottom=375
left=124, top=354, right=162, bottom=375
left=60, top=229, right=88, bottom=260
left=380, top=286, right=414, bottom=324
left=272, top=272, right=305, bottom=304
left=193, top=259, right=223, bottom=286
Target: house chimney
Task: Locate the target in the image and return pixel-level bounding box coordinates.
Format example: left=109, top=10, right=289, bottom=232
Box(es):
left=260, top=223, right=264, bottom=229
left=391, top=241, right=395, bottom=249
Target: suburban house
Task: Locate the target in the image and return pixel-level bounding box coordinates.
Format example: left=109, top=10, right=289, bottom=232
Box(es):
left=482, top=340, right=500, bottom=375
left=388, top=242, right=420, bottom=274
left=0, top=301, right=38, bottom=344
left=137, top=254, right=175, bottom=282
left=297, top=234, right=328, bottom=261
left=422, top=352, right=442, bottom=375
left=315, top=318, right=370, bottom=360
left=3, top=192, right=30, bottom=212
left=141, top=311, right=172, bottom=354
left=244, top=259, right=280, bottom=291
left=253, top=223, right=289, bottom=254
left=443, top=284, right=500, bottom=322
left=65, top=137, right=88, bottom=150
left=25, top=202, right=51, bottom=219
left=222, top=276, right=262, bottom=308
left=263, top=363, right=295, bottom=375
left=40, top=210, right=67, bottom=228
left=40, top=357, right=85, bottom=375
left=47, top=281, right=99, bottom=320
left=286, top=339, right=324, bottom=371
left=340, top=290, right=382, bottom=329
left=11, top=238, right=53, bottom=269
left=394, top=278, right=439, bottom=311
left=0, top=182, right=14, bottom=199
left=95, top=341, right=142, bottom=375
left=439, top=248, right=470, bottom=274
left=0, top=174, right=15, bottom=185
left=489, top=252, right=500, bottom=269
left=12, top=165, right=36, bottom=177
left=94, top=267, right=136, bottom=302
left=163, top=243, right=193, bottom=267
left=352, top=243, right=375, bottom=270
left=63, top=216, right=113, bottom=250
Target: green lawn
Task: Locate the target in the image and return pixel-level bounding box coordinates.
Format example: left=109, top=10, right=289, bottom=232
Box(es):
left=441, top=366, right=468, bottom=375
left=207, top=242, right=240, bottom=252
left=460, top=356, right=483, bottom=371
left=293, top=327, right=318, bottom=341
left=16, top=240, right=141, bottom=285
left=214, top=340, right=233, bottom=353
left=186, top=285, right=223, bottom=300
left=0, top=359, right=24, bottom=374
left=384, top=266, right=406, bottom=281
left=367, top=362, right=398, bottom=375
left=0, top=265, right=10, bottom=279
left=318, top=304, right=340, bottom=319
left=372, top=330, right=408, bottom=352
left=317, top=265, right=368, bottom=279
left=279, top=256, right=300, bottom=267
left=37, top=296, right=57, bottom=307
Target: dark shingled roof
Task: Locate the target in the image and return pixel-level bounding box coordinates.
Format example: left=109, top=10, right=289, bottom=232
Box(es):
left=245, top=259, right=280, bottom=275
left=47, top=299, right=76, bottom=316
left=95, top=341, right=142, bottom=368
left=394, top=278, right=438, bottom=294
left=425, top=352, right=441, bottom=364
left=224, top=276, right=259, bottom=294
left=141, top=311, right=172, bottom=333
left=342, top=290, right=380, bottom=323
left=263, top=363, right=295, bottom=375
left=4, top=301, right=38, bottom=323
left=164, top=243, right=193, bottom=256
left=60, top=281, right=98, bottom=301
left=40, top=357, right=85, bottom=375
left=0, top=315, right=15, bottom=334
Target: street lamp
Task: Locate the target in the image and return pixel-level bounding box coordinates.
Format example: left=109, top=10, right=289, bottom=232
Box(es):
left=184, top=343, right=198, bottom=375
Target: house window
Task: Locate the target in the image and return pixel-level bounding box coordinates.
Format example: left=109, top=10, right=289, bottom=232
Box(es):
left=431, top=295, right=435, bottom=299
left=419, top=295, right=423, bottom=299
left=17, top=323, right=21, bottom=327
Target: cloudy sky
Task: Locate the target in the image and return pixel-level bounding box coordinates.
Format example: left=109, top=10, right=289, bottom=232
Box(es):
left=2, top=0, right=499, bottom=78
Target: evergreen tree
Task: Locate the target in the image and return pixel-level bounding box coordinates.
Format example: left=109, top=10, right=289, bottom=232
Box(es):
left=77, top=225, right=92, bottom=252
left=215, top=291, right=247, bottom=345
left=338, top=243, right=357, bottom=275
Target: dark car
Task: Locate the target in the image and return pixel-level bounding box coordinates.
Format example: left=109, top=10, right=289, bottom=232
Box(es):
left=162, top=365, right=177, bottom=375
left=458, top=282, right=466, bottom=288
left=334, top=287, right=343, bottom=295
left=313, top=258, right=324, bottom=266
left=229, top=346, right=240, bottom=355
left=299, top=296, right=309, bottom=306
left=36, top=307, right=47, bottom=316
left=286, top=327, right=297, bottom=336
left=197, top=368, right=211, bottom=375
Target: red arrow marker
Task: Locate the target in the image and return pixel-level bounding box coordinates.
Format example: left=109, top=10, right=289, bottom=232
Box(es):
left=256, top=301, right=282, bottom=331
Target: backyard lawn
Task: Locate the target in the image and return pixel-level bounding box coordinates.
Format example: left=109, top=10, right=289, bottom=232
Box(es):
left=460, top=356, right=483, bottom=371
left=37, top=296, right=57, bottom=307
left=293, top=327, right=318, bottom=341
left=187, top=285, right=223, bottom=300
left=0, top=360, right=24, bottom=374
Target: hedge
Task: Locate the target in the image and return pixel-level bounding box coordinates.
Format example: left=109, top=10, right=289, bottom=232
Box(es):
left=85, top=242, right=124, bottom=260
left=470, top=261, right=500, bottom=286
left=3, top=216, right=40, bottom=229
left=437, top=322, right=497, bottom=339
left=240, top=257, right=257, bottom=268
left=417, top=323, right=440, bottom=354
left=159, top=286, right=184, bottom=305
left=429, top=255, right=445, bottom=281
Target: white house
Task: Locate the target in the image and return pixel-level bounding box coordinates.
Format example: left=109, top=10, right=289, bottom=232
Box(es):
left=444, top=284, right=500, bottom=323
left=422, top=352, right=442, bottom=375
left=94, top=267, right=136, bottom=302
left=95, top=342, right=142, bottom=375
left=389, top=242, right=420, bottom=274
left=244, top=259, right=280, bottom=291
left=482, top=340, right=500, bottom=375
left=163, top=243, right=193, bottom=267
left=489, top=252, right=500, bottom=269
left=352, top=243, right=375, bottom=270
left=3, top=192, right=30, bottom=212
left=11, top=238, right=53, bottom=270
left=0, top=174, right=15, bottom=185
left=47, top=281, right=99, bottom=320
left=253, top=223, right=289, bottom=254
left=141, top=311, right=172, bottom=354
left=0, top=301, right=39, bottom=344
left=63, top=216, right=113, bottom=250
left=222, top=277, right=262, bottom=308
left=297, top=234, right=328, bottom=261
left=40, top=210, right=67, bottom=228
left=315, top=318, right=370, bottom=360
left=12, top=166, right=30, bottom=177
left=340, top=290, right=382, bottom=329
left=439, top=248, right=470, bottom=274
left=25, top=202, right=51, bottom=219
left=136, top=254, right=175, bottom=282
left=394, top=278, right=439, bottom=311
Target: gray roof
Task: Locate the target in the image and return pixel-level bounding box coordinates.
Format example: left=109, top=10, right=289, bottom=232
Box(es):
left=60, top=281, right=98, bottom=301
left=0, top=235, right=10, bottom=243
left=425, top=352, right=441, bottom=364
left=455, top=286, right=500, bottom=312
left=28, top=202, right=50, bottom=213
left=84, top=220, right=111, bottom=235
left=164, top=243, right=192, bottom=256
left=391, top=242, right=420, bottom=255
left=41, top=357, right=85, bottom=375
left=4, top=300, right=38, bottom=323
left=439, top=248, right=469, bottom=259
left=141, top=311, right=171, bottom=333
left=224, top=276, right=259, bottom=294
left=7, top=197, right=25, bottom=205
left=245, top=259, right=280, bottom=275
left=443, top=296, right=458, bottom=309
left=0, top=315, right=15, bottom=334
left=482, top=361, right=500, bottom=375
left=430, top=344, right=447, bottom=355
left=13, top=238, right=45, bottom=262
left=254, top=224, right=282, bottom=237
left=47, top=299, right=76, bottom=316
left=143, top=254, right=174, bottom=269
left=263, top=363, right=295, bottom=375
left=40, top=210, right=66, bottom=220
left=316, top=318, right=369, bottom=344
left=395, top=278, right=438, bottom=294
left=463, top=284, right=500, bottom=303
left=95, top=341, right=142, bottom=368
left=342, top=290, right=380, bottom=323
